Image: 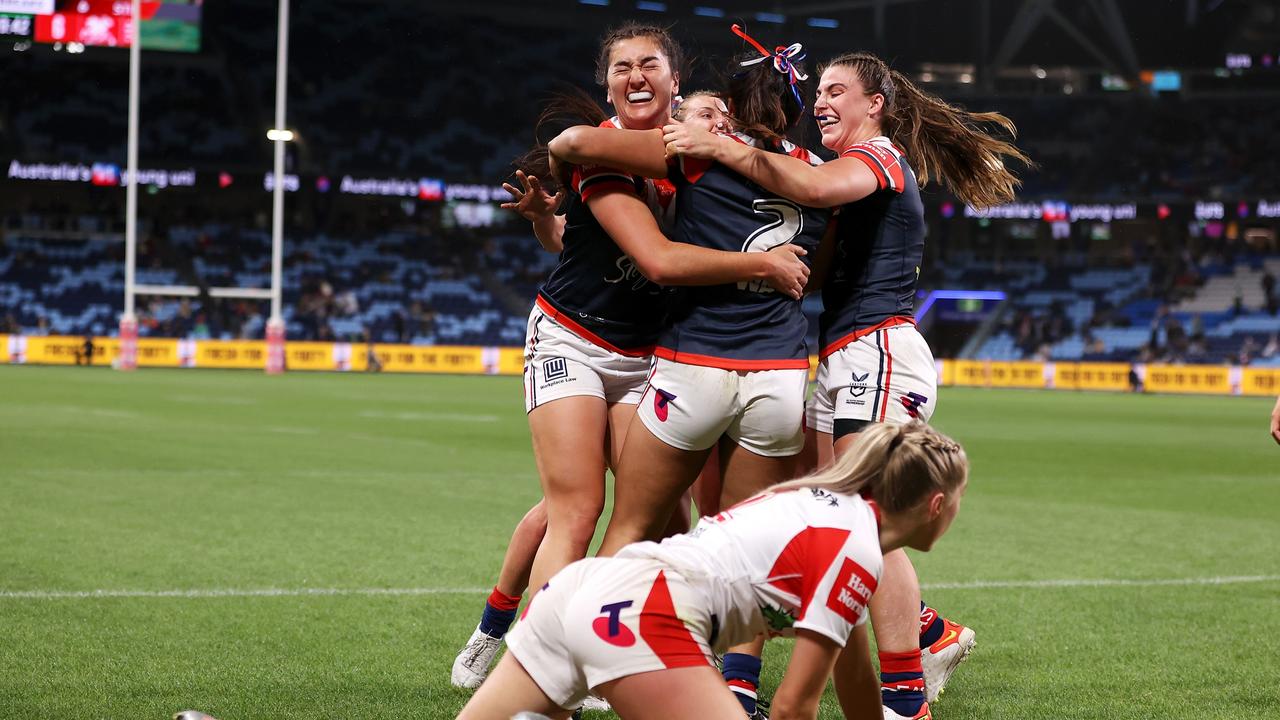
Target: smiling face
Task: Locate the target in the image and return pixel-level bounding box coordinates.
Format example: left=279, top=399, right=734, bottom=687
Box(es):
left=675, top=94, right=731, bottom=133
left=604, top=36, right=679, bottom=131
left=813, top=64, right=884, bottom=150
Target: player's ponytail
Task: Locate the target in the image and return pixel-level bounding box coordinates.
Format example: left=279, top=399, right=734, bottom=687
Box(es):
left=512, top=87, right=610, bottom=193
left=825, top=52, right=1032, bottom=210
left=723, top=25, right=810, bottom=147
left=772, top=422, right=967, bottom=512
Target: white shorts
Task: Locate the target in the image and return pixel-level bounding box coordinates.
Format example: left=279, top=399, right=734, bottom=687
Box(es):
left=635, top=357, right=808, bottom=457
left=506, top=557, right=716, bottom=710
left=524, top=305, right=654, bottom=413
left=805, top=324, right=938, bottom=434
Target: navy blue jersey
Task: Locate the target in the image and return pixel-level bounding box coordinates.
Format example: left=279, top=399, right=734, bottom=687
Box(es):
left=657, top=134, right=830, bottom=370
left=819, top=137, right=924, bottom=357
left=537, top=121, right=676, bottom=355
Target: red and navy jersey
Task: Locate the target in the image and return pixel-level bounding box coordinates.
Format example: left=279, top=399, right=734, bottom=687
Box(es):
left=656, top=134, right=829, bottom=370
left=537, top=118, right=677, bottom=355
left=819, top=137, right=925, bottom=358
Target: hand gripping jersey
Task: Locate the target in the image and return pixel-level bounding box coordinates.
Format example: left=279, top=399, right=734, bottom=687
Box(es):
left=819, top=136, right=926, bottom=358
left=536, top=118, right=677, bottom=356
left=656, top=134, right=830, bottom=370
left=617, top=487, right=883, bottom=650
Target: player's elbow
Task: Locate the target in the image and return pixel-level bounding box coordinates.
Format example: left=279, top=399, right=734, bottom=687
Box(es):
left=548, top=127, right=586, bottom=162
left=631, top=253, right=673, bottom=285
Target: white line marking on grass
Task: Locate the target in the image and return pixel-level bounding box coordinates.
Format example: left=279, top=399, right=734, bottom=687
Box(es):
left=3, top=575, right=1279, bottom=601
left=357, top=410, right=500, bottom=423
left=168, top=395, right=258, bottom=405
left=921, top=574, right=1280, bottom=590
left=265, top=426, right=320, bottom=435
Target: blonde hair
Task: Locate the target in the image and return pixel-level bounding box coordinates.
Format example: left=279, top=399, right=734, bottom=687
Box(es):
left=825, top=52, right=1032, bottom=210
left=773, top=422, right=967, bottom=512
left=672, top=91, right=728, bottom=122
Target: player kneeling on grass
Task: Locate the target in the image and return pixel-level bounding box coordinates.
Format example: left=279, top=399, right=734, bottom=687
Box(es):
left=456, top=421, right=968, bottom=720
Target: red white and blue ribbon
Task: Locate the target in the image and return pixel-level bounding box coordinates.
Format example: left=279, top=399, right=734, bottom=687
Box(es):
left=731, top=24, right=809, bottom=110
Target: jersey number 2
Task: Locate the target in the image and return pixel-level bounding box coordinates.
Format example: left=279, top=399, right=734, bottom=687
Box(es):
left=739, top=198, right=803, bottom=293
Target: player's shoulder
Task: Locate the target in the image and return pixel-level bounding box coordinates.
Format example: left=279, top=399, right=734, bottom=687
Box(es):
left=840, top=136, right=903, bottom=162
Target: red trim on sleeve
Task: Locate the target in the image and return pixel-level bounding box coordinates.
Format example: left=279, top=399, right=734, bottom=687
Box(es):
left=842, top=142, right=906, bottom=193
left=574, top=163, right=638, bottom=202
left=654, top=346, right=811, bottom=371
left=820, top=315, right=915, bottom=358
left=639, top=571, right=712, bottom=669
left=535, top=295, right=654, bottom=357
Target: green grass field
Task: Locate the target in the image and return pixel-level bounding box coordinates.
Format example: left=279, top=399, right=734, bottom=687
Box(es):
left=1, top=366, right=1278, bottom=719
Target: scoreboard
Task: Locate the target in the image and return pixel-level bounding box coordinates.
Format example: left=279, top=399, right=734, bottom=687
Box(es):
left=2, top=0, right=201, bottom=52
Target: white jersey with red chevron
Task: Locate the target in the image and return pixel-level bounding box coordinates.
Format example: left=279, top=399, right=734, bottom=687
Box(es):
left=616, top=487, right=883, bottom=651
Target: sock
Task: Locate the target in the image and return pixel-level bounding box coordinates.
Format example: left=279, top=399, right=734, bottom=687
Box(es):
left=477, top=586, right=522, bottom=639
left=919, top=602, right=945, bottom=648
left=722, top=652, right=762, bottom=715
left=880, top=649, right=926, bottom=716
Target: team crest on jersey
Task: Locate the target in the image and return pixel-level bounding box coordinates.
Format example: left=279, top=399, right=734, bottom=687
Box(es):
left=848, top=372, right=870, bottom=398
left=826, top=557, right=878, bottom=625
left=652, top=388, right=677, bottom=422
left=592, top=600, right=636, bottom=647
left=900, top=392, right=929, bottom=419
left=810, top=488, right=840, bottom=507
left=759, top=603, right=797, bottom=635
left=543, top=357, right=569, bottom=382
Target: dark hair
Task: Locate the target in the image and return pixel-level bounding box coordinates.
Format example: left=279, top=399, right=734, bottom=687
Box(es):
left=723, top=51, right=809, bottom=146
left=825, top=51, right=1032, bottom=209
left=593, top=22, right=685, bottom=87
left=512, top=86, right=609, bottom=193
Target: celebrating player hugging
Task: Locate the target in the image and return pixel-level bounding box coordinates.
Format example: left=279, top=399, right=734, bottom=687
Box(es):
left=453, top=18, right=1029, bottom=720
left=457, top=422, right=969, bottom=720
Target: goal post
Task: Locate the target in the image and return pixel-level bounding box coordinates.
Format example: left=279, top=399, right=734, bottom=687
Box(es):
left=118, top=0, right=291, bottom=373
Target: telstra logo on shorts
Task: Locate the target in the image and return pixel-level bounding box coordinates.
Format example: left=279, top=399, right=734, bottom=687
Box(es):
left=653, top=388, right=677, bottom=422
left=592, top=600, right=636, bottom=647
left=825, top=557, right=878, bottom=624
left=900, top=392, right=929, bottom=419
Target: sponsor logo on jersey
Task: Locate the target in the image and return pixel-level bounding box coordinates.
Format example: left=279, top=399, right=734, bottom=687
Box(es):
left=652, top=388, right=677, bottom=422
left=826, top=557, right=878, bottom=624
left=603, top=254, right=656, bottom=292
left=592, top=600, right=636, bottom=647
left=543, top=357, right=569, bottom=382
left=900, top=391, right=929, bottom=419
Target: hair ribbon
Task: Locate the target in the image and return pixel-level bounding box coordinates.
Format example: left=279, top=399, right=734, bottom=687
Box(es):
left=731, top=23, right=808, bottom=110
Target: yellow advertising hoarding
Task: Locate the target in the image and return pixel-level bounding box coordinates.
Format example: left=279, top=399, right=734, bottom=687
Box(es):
left=370, top=345, right=487, bottom=374
left=5, top=336, right=1278, bottom=398
left=1241, top=368, right=1280, bottom=397
left=1143, top=364, right=1233, bottom=395
left=947, top=360, right=1044, bottom=389
left=1052, top=362, right=1132, bottom=392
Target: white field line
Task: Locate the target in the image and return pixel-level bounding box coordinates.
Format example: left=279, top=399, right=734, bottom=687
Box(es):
left=2, top=574, right=1278, bottom=601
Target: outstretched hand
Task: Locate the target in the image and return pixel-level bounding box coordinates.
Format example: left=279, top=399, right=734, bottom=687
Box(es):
left=662, top=123, right=723, bottom=161
left=762, top=244, right=810, bottom=300
left=501, top=170, right=563, bottom=223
